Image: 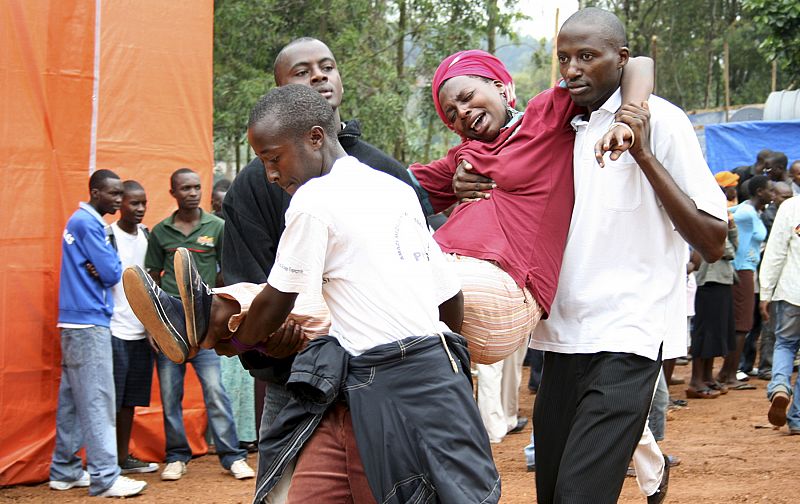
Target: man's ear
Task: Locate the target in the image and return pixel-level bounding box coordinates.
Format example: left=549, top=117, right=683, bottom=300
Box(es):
left=307, top=125, right=325, bottom=151
left=618, top=47, right=630, bottom=69
left=89, top=187, right=99, bottom=201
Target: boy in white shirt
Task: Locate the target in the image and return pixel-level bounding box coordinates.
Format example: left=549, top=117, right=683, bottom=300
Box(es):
left=124, top=84, right=500, bottom=503
left=109, top=181, right=159, bottom=475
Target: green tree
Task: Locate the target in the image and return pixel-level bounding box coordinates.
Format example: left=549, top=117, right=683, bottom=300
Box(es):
left=590, top=0, right=788, bottom=110
left=213, top=0, right=522, bottom=171
left=743, top=0, right=800, bottom=86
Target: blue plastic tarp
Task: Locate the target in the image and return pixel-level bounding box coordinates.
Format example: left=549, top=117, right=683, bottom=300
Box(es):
left=704, top=120, right=800, bottom=173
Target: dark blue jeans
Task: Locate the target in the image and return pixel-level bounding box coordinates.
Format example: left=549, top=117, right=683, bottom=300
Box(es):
left=156, top=349, right=246, bottom=468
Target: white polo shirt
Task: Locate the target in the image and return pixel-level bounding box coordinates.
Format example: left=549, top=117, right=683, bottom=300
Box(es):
left=531, top=90, right=727, bottom=361
left=268, top=156, right=460, bottom=356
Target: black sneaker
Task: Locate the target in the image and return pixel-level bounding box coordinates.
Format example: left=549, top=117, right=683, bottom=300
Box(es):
left=123, top=266, right=190, bottom=364
left=174, top=247, right=213, bottom=348
left=121, top=456, right=158, bottom=474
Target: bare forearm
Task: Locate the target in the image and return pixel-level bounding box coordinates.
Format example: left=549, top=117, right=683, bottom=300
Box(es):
left=148, top=270, right=162, bottom=287
left=636, top=152, right=726, bottom=262
left=620, top=56, right=654, bottom=104
left=236, top=284, right=296, bottom=345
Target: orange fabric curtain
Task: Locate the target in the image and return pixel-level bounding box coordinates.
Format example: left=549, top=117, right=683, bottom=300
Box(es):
left=0, top=0, right=214, bottom=485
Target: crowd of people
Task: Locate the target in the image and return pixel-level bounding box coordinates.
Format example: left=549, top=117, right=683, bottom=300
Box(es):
left=47, top=6, right=798, bottom=503
left=687, top=150, right=800, bottom=425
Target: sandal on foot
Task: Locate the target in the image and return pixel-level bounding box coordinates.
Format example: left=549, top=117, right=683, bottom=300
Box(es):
left=706, top=380, right=729, bottom=395
left=730, top=382, right=757, bottom=390
left=686, top=387, right=721, bottom=399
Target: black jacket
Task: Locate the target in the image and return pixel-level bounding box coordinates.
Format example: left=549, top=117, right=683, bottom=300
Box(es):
left=252, top=334, right=501, bottom=504
left=222, top=120, right=420, bottom=382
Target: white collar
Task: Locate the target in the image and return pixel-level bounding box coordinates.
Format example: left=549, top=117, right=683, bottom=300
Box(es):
left=570, top=87, right=622, bottom=131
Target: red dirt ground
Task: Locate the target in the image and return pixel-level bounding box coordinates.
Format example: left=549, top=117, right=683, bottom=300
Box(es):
left=2, top=365, right=799, bottom=503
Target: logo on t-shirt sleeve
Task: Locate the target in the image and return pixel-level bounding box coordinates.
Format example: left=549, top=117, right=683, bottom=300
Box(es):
left=393, top=213, right=431, bottom=262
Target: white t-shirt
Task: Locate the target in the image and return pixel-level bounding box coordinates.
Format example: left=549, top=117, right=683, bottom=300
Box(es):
left=110, top=222, right=149, bottom=340
left=531, top=90, right=727, bottom=361
left=267, top=156, right=460, bottom=356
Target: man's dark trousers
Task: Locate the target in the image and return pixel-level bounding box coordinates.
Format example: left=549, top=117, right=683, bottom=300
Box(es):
left=533, top=350, right=661, bottom=504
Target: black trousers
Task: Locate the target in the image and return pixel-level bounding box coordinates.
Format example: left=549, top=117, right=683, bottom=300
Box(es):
left=533, top=350, right=661, bottom=504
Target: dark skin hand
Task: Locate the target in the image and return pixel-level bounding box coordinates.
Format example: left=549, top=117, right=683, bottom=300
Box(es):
left=201, top=295, right=306, bottom=358
left=759, top=300, right=770, bottom=323
left=593, top=125, right=635, bottom=167
left=687, top=249, right=702, bottom=274
left=85, top=262, right=99, bottom=279
left=615, top=102, right=726, bottom=263
left=222, top=284, right=299, bottom=350
left=452, top=123, right=636, bottom=202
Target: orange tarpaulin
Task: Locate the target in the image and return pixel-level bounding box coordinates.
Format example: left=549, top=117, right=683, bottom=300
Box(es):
left=1, top=0, right=214, bottom=485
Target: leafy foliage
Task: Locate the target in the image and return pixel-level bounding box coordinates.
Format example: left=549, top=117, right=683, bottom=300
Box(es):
left=213, top=0, right=521, bottom=168
left=743, top=0, right=800, bottom=84
left=590, top=0, right=789, bottom=109
left=214, top=0, right=793, bottom=171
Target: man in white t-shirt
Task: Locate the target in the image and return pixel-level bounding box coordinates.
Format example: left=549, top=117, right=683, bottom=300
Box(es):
left=123, top=84, right=500, bottom=503
left=529, top=8, right=728, bottom=504
left=109, top=181, right=159, bottom=475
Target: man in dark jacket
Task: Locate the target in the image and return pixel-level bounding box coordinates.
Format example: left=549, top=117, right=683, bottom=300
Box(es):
left=220, top=38, right=427, bottom=499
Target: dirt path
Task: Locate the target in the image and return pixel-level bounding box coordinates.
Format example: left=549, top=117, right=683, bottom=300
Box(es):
left=3, top=365, right=799, bottom=503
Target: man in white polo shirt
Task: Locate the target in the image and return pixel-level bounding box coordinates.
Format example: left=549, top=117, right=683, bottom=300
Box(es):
left=530, top=8, right=728, bottom=504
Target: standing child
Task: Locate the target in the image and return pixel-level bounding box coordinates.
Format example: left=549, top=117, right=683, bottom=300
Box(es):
left=109, top=180, right=159, bottom=474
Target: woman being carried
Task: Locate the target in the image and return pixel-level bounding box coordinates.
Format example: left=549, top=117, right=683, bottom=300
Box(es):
left=407, top=49, right=652, bottom=363
left=128, top=50, right=652, bottom=367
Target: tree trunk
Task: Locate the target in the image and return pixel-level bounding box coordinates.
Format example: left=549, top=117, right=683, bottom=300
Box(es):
left=393, top=0, right=407, bottom=162
left=487, top=0, right=498, bottom=54
left=703, top=0, right=719, bottom=109
left=234, top=137, right=241, bottom=174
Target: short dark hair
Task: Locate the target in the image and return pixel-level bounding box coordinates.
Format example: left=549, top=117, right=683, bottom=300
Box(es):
left=89, top=169, right=120, bottom=191
left=766, top=151, right=788, bottom=170
left=562, top=7, right=628, bottom=48
left=122, top=180, right=145, bottom=193
left=248, top=84, right=338, bottom=140
left=273, top=37, right=325, bottom=83
left=749, top=174, right=770, bottom=196
left=170, top=168, right=197, bottom=190
left=756, top=149, right=773, bottom=162
left=213, top=178, right=231, bottom=193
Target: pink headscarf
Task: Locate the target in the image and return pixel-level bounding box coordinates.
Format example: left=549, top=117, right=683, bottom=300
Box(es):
left=431, top=49, right=516, bottom=130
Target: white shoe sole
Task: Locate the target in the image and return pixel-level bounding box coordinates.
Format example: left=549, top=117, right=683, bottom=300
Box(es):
left=98, top=481, right=147, bottom=497
left=49, top=480, right=90, bottom=491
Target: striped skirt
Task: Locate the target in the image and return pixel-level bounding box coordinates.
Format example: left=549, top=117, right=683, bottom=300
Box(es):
left=446, top=254, right=542, bottom=365
left=212, top=254, right=541, bottom=365
left=212, top=283, right=331, bottom=339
